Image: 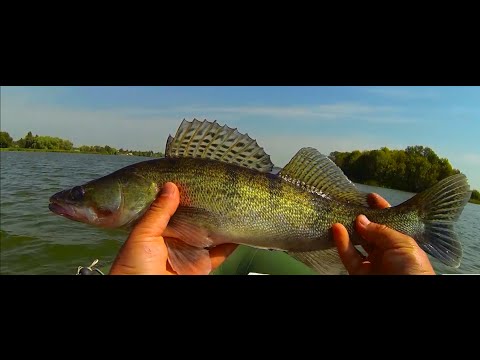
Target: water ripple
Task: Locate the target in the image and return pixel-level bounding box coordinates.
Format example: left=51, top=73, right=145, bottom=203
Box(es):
left=1, top=151, right=480, bottom=275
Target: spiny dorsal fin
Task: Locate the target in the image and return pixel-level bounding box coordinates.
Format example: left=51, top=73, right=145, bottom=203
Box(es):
left=279, top=147, right=369, bottom=207
left=165, top=119, right=274, bottom=173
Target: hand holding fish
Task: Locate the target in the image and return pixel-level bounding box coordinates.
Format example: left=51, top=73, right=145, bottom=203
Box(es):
left=333, top=194, right=436, bottom=275
left=109, top=182, right=237, bottom=275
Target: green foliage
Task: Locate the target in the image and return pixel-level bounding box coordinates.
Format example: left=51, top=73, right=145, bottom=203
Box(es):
left=78, top=145, right=118, bottom=155
left=3, top=130, right=163, bottom=158
left=0, top=131, right=14, bottom=148
left=13, top=131, right=73, bottom=151
left=4, top=130, right=478, bottom=201
left=471, top=190, right=480, bottom=203
left=77, top=145, right=162, bottom=157
left=329, top=146, right=461, bottom=193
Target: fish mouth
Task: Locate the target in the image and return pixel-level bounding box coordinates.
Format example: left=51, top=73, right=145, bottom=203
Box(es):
left=49, top=189, right=78, bottom=220
left=49, top=194, right=96, bottom=225
left=48, top=200, right=76, bottom=219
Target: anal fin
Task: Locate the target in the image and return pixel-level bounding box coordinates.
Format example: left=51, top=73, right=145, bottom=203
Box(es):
left=164, top=237, right=212, bottom=275
left=288, top=248, right=348, bottom=275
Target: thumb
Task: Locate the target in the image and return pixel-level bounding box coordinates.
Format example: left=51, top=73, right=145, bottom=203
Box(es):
left=356, top=214, right=413, bottom=250
left=129, top=182, right=180, bottom=240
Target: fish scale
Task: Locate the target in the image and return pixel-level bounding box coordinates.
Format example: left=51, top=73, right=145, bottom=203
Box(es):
left=49, top=119, right=472, bottom=275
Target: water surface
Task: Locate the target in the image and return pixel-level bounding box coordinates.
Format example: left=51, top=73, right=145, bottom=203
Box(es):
left=1, top=152, right=479, bottom=275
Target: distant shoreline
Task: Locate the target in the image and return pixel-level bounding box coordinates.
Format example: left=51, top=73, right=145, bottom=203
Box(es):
left=355, top=181, right=479, bottom=205
left=0, top=147, right=161, bottom=158
left=2, top=147, right=478, bottom=205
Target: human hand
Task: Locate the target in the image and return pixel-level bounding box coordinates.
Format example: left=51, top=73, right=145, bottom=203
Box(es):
left=109, top=182, right=237, bottom=275
left=332, top=193, right=436, bottom=275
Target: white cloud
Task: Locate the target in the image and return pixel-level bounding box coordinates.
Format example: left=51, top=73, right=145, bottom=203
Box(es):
left=441, top=153, right=480, bottom=190
left=0, top=97, right=410, bottom=166
left=0, top=89, right=416, bottom=154
left=457, top=154, right=480, bottom=189
left=127, top=103, right=415, bottom=124
left=173, top=103, right=415, bottom=123
left=2, top=88, right=479, bottom=189
left=1, top=92, right=181, bottom=152
left=463, top=153, right=480, bottom=166
left=363, top=87, right=440, bottom=100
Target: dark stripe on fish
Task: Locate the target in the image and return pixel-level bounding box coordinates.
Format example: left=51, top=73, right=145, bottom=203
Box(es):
left=226, top=167, right=240, bottom=200
left=267, top=172, right=282, bottom=210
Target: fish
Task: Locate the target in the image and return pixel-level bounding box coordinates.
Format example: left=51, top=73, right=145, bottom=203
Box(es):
left=48, top=119, right=472, bottom=275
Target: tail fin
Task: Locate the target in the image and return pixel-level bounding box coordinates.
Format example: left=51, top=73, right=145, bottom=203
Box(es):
left=406, top=174, right=471, bottom=268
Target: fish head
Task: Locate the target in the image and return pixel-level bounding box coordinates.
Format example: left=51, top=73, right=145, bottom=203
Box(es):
left=49, top=172, right=159, bottom=228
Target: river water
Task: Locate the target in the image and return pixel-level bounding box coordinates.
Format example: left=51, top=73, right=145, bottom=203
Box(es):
left=1, top=151, right=479, bottom=275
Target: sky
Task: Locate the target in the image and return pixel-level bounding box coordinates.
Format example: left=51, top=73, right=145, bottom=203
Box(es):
left=1, top=86, right=479, bottom=189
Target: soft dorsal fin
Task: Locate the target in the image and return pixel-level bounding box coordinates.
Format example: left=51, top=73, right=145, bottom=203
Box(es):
left=279, top=147, right=369, bottom=206
left=165, top=119, right=274, bottom=173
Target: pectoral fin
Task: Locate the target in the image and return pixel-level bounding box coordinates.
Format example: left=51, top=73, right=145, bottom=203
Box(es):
left=164, top=237, right=212, bottom=275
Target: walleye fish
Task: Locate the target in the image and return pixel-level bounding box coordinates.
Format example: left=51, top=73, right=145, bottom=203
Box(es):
left=49, top=119, right=472, bottom=275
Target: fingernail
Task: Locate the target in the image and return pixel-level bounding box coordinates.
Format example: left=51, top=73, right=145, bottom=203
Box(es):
left=160, top=183, right=175, bottom=197
left=357, top=215, right=371, bottom=228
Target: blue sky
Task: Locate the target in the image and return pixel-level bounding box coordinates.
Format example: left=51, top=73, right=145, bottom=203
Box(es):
left=2, top=86, right=479, bottom=189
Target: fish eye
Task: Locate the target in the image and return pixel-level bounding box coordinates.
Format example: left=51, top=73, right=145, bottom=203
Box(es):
left=70, top=186, right=85, bottom=201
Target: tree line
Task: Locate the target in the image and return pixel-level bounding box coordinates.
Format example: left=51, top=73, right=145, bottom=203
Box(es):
left=0, top=131, right=163, bottom=158
left=77, top=145, right=160, bottom=157
left=471, top=189, right=480, bottom=204
left=1, top=131, right=74, bottom=151
left=1, top=131, right=478, bottom=203
left=329, top=145, right=479, bottom=203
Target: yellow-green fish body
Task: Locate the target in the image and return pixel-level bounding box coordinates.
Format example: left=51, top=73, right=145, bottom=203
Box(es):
left=49, top=119, right=472, bottom=275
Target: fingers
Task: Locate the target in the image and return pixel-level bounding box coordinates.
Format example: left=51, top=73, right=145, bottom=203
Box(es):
left=356, top=215, right=414, bottom=250
left=129, top=182, right=180, bottom=240
left=357, top=194, right=389, bottom=256
left=110, top=239, right=171, bottom=275
left=367, top=193, right=391, bottom=209
left=209, top=244, right=238, bottom=270
left=332, top=223, right=367, bottom=275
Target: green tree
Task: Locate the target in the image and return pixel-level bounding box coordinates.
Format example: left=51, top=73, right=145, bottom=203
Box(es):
left=0, top=131, right=13, bottom=148
left=329, top=145, right=462, bottom=193
left=24, top=131, right=35, bottom=148
left=471, top=190, right=480, bottom=201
